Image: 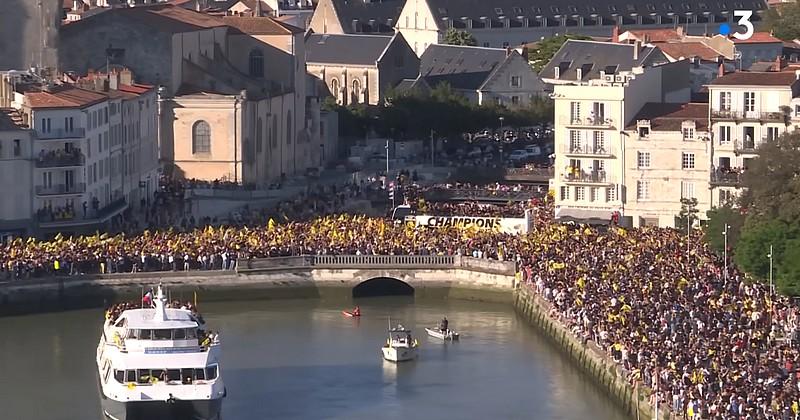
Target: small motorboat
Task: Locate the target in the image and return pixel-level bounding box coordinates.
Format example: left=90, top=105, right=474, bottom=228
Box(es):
left=381, top=324, right=418, bottom=362
left=425, top=327, right=459, bottom=340
left=342, top=310, right=360, bottom=317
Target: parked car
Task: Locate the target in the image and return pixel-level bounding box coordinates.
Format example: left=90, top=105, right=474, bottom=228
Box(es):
left=508, top=149, right=532, bottom=162
left=524, top=145, right=542, bottom=156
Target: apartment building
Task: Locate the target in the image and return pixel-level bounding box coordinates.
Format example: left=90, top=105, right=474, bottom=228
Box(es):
left=545, top=40, right=690, bottom=226
left=625, top=103, right=712, bottom=227
left=706, top=70, right=800, bottom=207
left=0, top=109, right=34, bottom=241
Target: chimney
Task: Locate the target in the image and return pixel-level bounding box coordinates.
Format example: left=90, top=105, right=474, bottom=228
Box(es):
left=119, top=68, right=133, bottom=86
left=612, top=25, right=620, bottom=43
left=719, top=63, right=725, bottom=77
left=775, top=55, right=786, bottom=71
left=795, top=69, right=800, bottom=80
left=633, top=40, right=640, bottom=60
left=676, top=26, right=684, bottom=38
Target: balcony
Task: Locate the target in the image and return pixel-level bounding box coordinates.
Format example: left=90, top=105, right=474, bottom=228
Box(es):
left=733, top=138, right=759, bottom=154
left=37, top=198, right=127, bottom=228
left=35, top=183, right=86, bottom=196
left=35, top=151, right=85, bottom=168
left=36, top=128, right=86, bottom=140
left=562, top=170, right=613, bottom=185
left=559, top=116, right=616, bottom=129
left=710, top=171, right=742, bottom=187
left=562, top=144, right=614, bottom=157
left=711, top=110, right=787, bottom=122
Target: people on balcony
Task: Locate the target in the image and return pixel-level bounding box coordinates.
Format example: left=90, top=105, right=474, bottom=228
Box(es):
left=37, top=148, right=82, bottom=165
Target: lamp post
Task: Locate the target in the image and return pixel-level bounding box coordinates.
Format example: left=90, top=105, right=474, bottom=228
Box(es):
left=385, top=139, right=390, bottom=177
left=686, top=213, right=691, bottom=258
left=430, top=129, right=435, bottom=167
left=722, top=224, right=730, bottom=280
left=498, top=116, right=505, bottom=140
left=768, top=244, right=774, bottom=295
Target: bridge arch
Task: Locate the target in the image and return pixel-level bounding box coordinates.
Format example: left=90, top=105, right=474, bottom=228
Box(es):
left=352, top=277, right=414, bottom=297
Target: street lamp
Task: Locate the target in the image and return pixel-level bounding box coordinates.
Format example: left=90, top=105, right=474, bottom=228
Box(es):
left=686, top=213, right=691, bottom=258
left=768, top=244, right=774, bottom=295
left=385, top=139, right=390, bottom=177
left=498, top=116, right=505, bottom=140
left=722, top=224, right=730, bottom=280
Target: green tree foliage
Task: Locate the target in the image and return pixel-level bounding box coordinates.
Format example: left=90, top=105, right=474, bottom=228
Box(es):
left=675, top=198, right=699, bottom=231
left=763, top=3, right=800, bottom=41
left=738, top=130, right=800, bottom=223
left=734, top=218, right=792, bottom=282
left=777, top=239, right=800, bottom=295
left=528, top=34, right=592, bottom=72
left=442, top=29, right=478, bottom=46
left=704, top=205, right=745, bottom=253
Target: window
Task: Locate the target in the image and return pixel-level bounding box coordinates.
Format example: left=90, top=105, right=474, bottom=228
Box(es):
left=593, top=131, right=605, bottom=152
left=637, top=180, right=650, bottom=200
left=153, top=329, right=172, bottom=340
left=13, top=139, right=20, bottom=157
left=569, top=130, right=581, bottom=151
left=513, top=7, right=523, bottom=14
left=767, top=126, right=779, bottom=141
left=606, top=186, right=617, bottom=202
left=559, top=185, right=570, bottom=200
left=570, top=101, right=581, bottom=122
left=575, top=186, right=586, bottom=201
left=682, top=152, right=695, bottom=169
left=719, top=125, right=731, bottom=143
left=192, top=120, right=211, bottom=154
left=249, top=49, right=264, bottom=78
left=744, top=92, right=755, bottom=112
left=286, top=111, right=293, bottom=145
left=494, top=7, right=503, bottom=14
left=637, top=151, right=651, bottom=168
left=330, top=78, right=339, bottom=102
left=681, top=181, right=695, bottom=199
left=720, top=189, right=734, bottom=206
left=483, top=42, right=490, bottom=48
left=719, top=91, right=731, bottom=111
left=510, top=76, right=521, bottom=87
left=551, top=6, right=560, bottom=13
left=682, top=127, right=694, bottom=140
left=352, top=79, right=361, bottom=104
left=590, top=187, right=600, bottom=202
left=271, top=115, right=278, bottom=147
left=206, top=365, right=218, bottom=380
left=646, top=3, right=656, bottom=11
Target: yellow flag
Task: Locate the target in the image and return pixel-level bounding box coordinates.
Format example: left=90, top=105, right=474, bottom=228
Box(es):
left=268, top=218, right=276, bottom=231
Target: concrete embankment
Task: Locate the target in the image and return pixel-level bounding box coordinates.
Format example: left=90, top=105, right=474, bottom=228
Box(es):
left=514, top=285, right=666, bottom=420
left=0, top=262, right=516, bottom=316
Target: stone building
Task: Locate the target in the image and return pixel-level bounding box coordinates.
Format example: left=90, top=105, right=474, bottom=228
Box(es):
left=308, top=0, right=403, bottom=35
left=0, top=0, right=62, bottom=70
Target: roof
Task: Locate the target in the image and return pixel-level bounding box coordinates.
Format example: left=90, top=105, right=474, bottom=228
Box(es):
left=732, top=32, right=782, bottom=44
left=63, top=4, right=227, bottom=34
left=119, top=83, right=155, bottom=94
left=422, top=0, right=763, bottom=28
left=122, top=308, right=198, bottom=329
left=709, top=71, right=799, bottom=86
left=628, top=102, right=709, bottom=131
left=0, top=108, right=28, bottom=131
left=306, top=33, right=394, bottom=66
left=222, top=16, right=303, bottom=35
left=24, top=85, right=108, bottom=109
left=657, top=42, right=723, bottom=61
left=419, top=44, right=506, bottom=90
left=329, top=0, right=403, bottom=33
left=230, top=0, right=275, bottom=13
left=622, top=28, right=682, bottom=43
left=539, top=40, right=666, bottom=81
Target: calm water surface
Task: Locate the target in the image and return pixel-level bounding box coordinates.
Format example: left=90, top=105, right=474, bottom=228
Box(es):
left=0, top=296, right=625, bottom=420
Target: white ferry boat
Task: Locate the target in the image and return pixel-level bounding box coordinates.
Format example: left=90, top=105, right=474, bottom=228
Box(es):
left=96, top=286, right=225, bottom=420
left=381, top=324, right=418, bottom=362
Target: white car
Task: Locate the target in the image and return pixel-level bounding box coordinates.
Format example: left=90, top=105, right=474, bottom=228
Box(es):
left=508, top=149, right=531, bottom=162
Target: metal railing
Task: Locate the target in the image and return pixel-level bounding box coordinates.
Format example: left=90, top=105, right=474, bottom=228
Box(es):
left=36, top=198, right=127, bottom=226
left=710, top=172, right=742, bottom=186
left=559, top=116, right=615, bottom=128
left=562, top=144, right=614, bottom=156
left=423, top=188, right=539, bottom=202
left=240, top=255, right=515, bottom=274
left=734, top=138, right=758, bottom=153
left=711, top=110, right=786, bottom=122
left=36, top=128, right=86, bottom=140
left=35, top=153, right=85, bottom=168
left=35, top=183, right=86, bottom=195
left=562, top=171, right=611, bottom=184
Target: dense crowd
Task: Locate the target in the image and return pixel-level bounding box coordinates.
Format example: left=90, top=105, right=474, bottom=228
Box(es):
left=4, top=179, right=800, bottom=418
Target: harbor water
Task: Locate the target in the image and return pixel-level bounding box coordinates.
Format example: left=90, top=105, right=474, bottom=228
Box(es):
left=0, top=296, right=626, bottom=420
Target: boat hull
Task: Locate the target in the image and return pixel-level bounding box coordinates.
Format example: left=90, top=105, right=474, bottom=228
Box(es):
left=101, top=397, right=223, bottom=420
left=381, top=346, right=417, bottom=362
left=425, top=328, right=459, bottom=340
left=342, top=311, right=360, bottom=317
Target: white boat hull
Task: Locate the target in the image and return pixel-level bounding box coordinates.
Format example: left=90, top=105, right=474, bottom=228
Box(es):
left=381, top=346, right=417, bottom=362
left=100, top=396, right=223, bottom=420
left=425, top=328, right=459, bottom=340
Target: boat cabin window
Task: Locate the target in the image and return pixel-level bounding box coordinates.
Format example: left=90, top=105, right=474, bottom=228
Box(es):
left=125, top=370, right=136, bottom=382
left=173, top=328, right=186, bottom=339
left=151, top=369, right=165, bottom=381
left=153, top=329, right=172, bottom=340
left=206, top=365, right=218, bottom=380
left=186, top=328, right=198, bottom=339
left=194, top=368, right=206, bottom=380
left=114, top=370, right=125, bottom=383
left=137, top=370, right=151, bottom=384
left=167, top=369, right=181, bottom=382
left=181, top=368, right=194, bottom=384
left=114, top=318, right=126, bottom=328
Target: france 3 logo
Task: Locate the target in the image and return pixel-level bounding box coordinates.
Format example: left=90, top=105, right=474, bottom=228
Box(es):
left=719, top=10, right=754, bottom=41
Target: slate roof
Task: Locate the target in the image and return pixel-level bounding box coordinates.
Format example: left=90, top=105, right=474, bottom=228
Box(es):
left=223, top=16, right=303, bottom=35
left=539, top=40, right=667, bottom=81
left=418, top=44, right=507, bottom=90
left=709, top=71, right=799, bottom=86
left=330, top=0, right=404, bottom=33
left=62, top=4, right=227, bottom=34
left=306, top=33, right=394, bottom=65
left=628, top=102, right=709, bottom=131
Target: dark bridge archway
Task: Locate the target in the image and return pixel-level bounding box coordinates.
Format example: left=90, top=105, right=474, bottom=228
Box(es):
left=352, top=277, right=414, bottom=297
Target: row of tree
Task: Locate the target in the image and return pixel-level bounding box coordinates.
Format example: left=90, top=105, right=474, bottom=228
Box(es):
left=703, top=132, right=800, bottom=295
left=323, top=82, right=554, bottom=141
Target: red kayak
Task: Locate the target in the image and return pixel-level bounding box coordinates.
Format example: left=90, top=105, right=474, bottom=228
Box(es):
left=342, top=310, right=361, bottom=317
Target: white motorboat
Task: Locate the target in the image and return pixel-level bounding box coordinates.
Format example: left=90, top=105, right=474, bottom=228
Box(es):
left=425, top=327, right=460, bottom=340
left=96, top=285, right=225, bottom=420
left=381, top=324, right=418, bottom=362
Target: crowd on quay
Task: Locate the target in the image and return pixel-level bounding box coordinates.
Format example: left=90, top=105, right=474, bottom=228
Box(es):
left=6, top=179, right=800, bottom=418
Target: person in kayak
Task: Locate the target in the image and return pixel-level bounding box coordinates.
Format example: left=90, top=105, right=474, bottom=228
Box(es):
left=352, top=306, right=361, bottom=317
left=439, top=317, right=448, bottom=333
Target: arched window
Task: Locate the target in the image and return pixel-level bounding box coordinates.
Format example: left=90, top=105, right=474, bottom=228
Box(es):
left=271, top=115, right=278, bottom=147
left=330, top=78, right=339, bottom=103
left=192, top=120, right=211, bottom=154
left=286, top=110, right=292, bottom=145
left=352, top=79, right=361, bottom=104
left=249, top=49, right=264, bottom=78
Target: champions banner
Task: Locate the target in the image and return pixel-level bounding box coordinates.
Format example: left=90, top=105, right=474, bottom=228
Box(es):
left=411, top=215, right=528, bottom=234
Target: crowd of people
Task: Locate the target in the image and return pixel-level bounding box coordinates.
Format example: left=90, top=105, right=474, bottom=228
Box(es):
left=4, top=178, right=800, bottom=418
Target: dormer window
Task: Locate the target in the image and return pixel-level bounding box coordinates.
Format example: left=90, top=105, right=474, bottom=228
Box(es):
left=609, top=5, right=618, bottom=12
left=576, top=68, right=582, bottom=80
left=555, top=66, right=561, bottom=79
left=646, top=3, right=656, bottom=11
left=663, top=3, right=673, bottom=10
left=682, top=3, right=691, bottom=10
left=587, top=5, right=596, bottom=12
left=532, top=6, right=542, bottom=14
left=551, top=6, right=560, bottom=13
left=513, top=7, right=523, bottom=14
left=568, top=5, right=578, bottom=13
left=698, top=2, right=708, bottom=9
left=627, top=4, right=637, bottom=11
left=494, top=7, right=503, bottom=14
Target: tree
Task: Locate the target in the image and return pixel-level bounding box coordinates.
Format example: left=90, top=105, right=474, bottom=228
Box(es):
left=528, top=34, right=592, bottom=72
left=734, top=218, right=794, bottom=283
left=763, top=3, right=800, bottom=41
left=443, top=29, right=477, bottom=46
left=704, top=204, right=745, bottom=253
left=738, top=130, right=800, bottom=223
left=777, top=238, right=800, bottom=295
left=675, top=198, right=699, bottom=231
